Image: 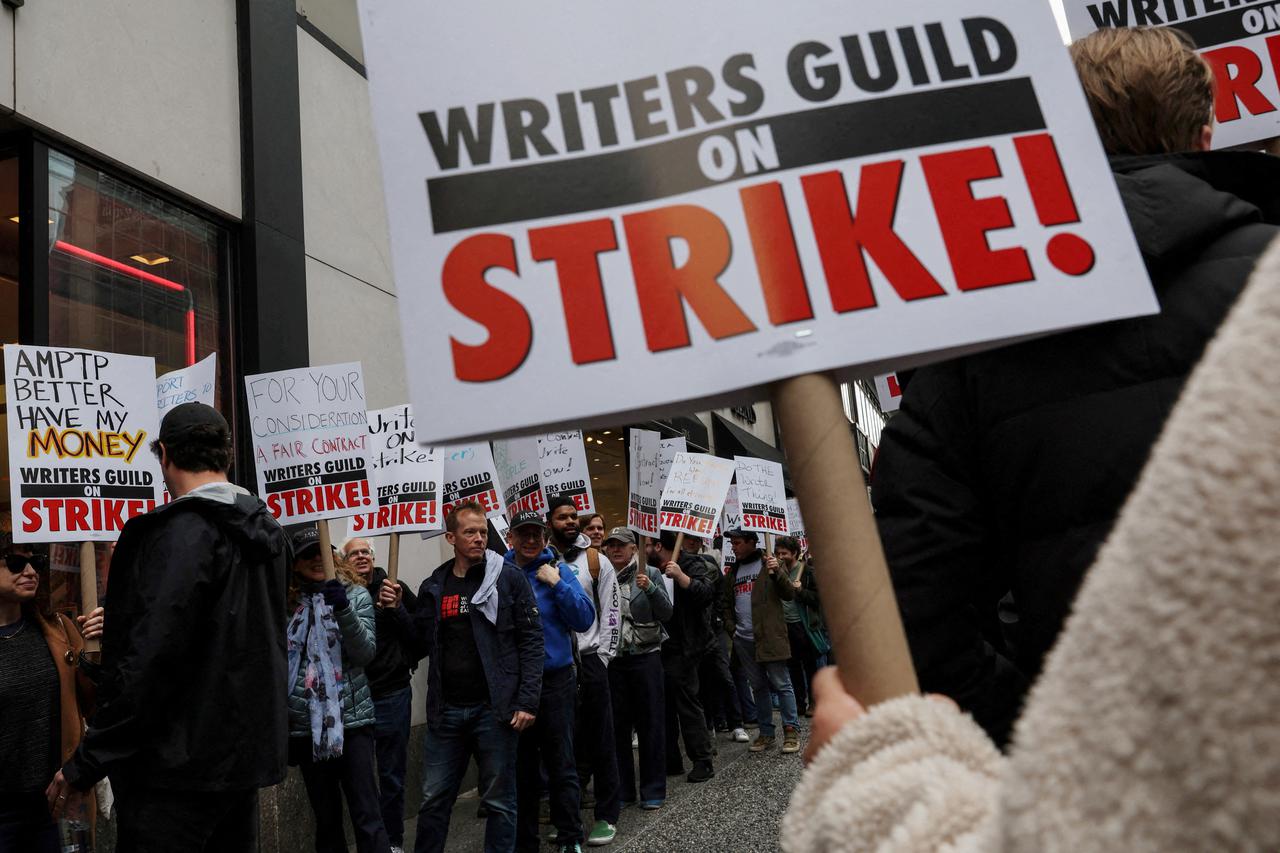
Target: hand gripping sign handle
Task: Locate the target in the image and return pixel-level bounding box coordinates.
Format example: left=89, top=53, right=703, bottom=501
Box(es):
left=317, top=522, right=337, bottom=581
left=387, top=533, right=401, bottom=585
left=79, top=542, right=101, bottom=656
left=671, top=533, right=685, bottom=565
left=773, top=373, right=918, bottom=706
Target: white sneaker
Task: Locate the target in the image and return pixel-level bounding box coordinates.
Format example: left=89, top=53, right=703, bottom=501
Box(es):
left=391, top=847, right=405, bottom=853
left=631, top=732, right=639, bottom=749
left=732, top=727, right=750, bottom=743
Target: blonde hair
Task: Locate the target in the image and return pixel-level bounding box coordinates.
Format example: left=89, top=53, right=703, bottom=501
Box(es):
left=1070, top=27, right=1214, bottom=155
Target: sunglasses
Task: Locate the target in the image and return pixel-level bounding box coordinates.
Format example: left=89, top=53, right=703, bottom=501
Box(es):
left=3, top=552, right=48, bottom=573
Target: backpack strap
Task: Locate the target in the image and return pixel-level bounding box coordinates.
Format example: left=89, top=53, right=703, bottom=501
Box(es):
left=586, top=547, right=601, bottom=582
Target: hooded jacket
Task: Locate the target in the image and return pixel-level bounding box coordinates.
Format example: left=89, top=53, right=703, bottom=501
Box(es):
left=63, top=481, right=290, bottom=791
left=287, top=580, right=377, bottom=735
left=660, top=551, right=719, bottom=658
left=557, top=532, right=621, bottom=665
left=614, top=556, right=672, bottom=656
left=719, top=548, right=796, bottom=662
left=510, top=546, right=595, bottom=672
left=415, top=551, right=544, bottom=727
left=872, top=151, right=1280, bottom=744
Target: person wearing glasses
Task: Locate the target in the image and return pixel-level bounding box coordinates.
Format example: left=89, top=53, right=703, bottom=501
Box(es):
left=0, top=545, right=102, bottom=852
left=342, top=537, right=426, bottom=853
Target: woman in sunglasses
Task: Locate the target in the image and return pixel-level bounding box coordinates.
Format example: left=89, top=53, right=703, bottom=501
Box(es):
left=0, top=548, right=104, bottom=852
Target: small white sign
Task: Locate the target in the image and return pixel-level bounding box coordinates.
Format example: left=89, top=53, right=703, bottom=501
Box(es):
left=874, top=373, right=903, bottom=413
left=493, top=436, right=545, bottom=518
left=346, top=404, right=444, bottom=536
left=440, top=442, right=504, bottom=519
left=659, top=452, right=736, bottom=537
left=539, top=430, right=595, bottom=514
left=156, top=353, right=217, bottom=415
left=627, top=428, right=662, bottom=536
left=734, top=456, right=788, bottom=535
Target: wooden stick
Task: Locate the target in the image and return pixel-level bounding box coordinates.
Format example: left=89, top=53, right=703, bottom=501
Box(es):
left=671, top=532, right=685, bottom=564
left=317, top=522, right=337, bottom=581
left=773, top=372, right=918, bottom=705
left=387, top=533, right=401, bottom=584
left=79, top=542, right=100, bottom=655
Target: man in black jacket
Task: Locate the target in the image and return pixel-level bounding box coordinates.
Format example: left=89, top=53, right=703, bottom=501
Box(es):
left=343, top=536, right=425, bottom=853
left=873, top=27, right=1280, bottom=746
left=411, top=502, right=543, bottom=853
left=49, top=403, right=290, bottom=851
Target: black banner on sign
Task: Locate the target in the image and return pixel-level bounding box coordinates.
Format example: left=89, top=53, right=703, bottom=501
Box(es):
left=426, top=78, right=1045, bottom=233
left=1165, top=0, right=1280, bottom=47
left=264, top=467, right=367, bottom=494
left=20, top=484, right=155, bottom=500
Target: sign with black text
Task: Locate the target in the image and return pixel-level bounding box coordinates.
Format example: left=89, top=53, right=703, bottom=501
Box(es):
left=539, top=430, right=596, bottom=513
left=347, top=404, right=443, bottom=536
left=627, top=428, right=662, bottom=536
left=658, top=452, right=736, bottom=537
left=734, top=455, right=788, bottom=535
left=156, top=353, right=217, bottom=416
left=441, top=442, right=504, bottom=518
left=493, top=436, right=545, bottom=518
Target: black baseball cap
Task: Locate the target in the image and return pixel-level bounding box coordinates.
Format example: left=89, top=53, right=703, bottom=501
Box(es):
left=725, top=528, right=758, bottom=542
left=287, top=525, right=321, bottom=557
left=510, top=510, right=547, bottom=530
left=158, top=403, right=230, bottom=446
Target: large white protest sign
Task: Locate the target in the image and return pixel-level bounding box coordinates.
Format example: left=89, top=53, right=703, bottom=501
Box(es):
left=5, top=345, right=163, bottom=542
left=156, top=353, right=217, bottom=415
left=244, top=363, right=374, bottom=525
left=786, top=497, right=809, bottom=553
left=441, top=442, right=504, bottom=518
left=361, top=0, right=1156, bottom=444
left=874, top=373, right=904, bottom=413
left=493, top=436, right=545, bottom=518
left=734, top=456, right=788, bottom=535
left=627, top=428, right=662, bottom=536
left=659, top=438, right=687, bottom=483
left=658, top=452, right=736, bottom=537
left=539, top=430, right=595, bottom=513
left=1062, top=1, right=1280, bottom=148
left=347, top=404, right=443, bottom=536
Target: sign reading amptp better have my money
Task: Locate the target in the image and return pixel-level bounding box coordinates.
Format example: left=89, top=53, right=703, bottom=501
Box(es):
left=360, top=0, right=1156, bottom=444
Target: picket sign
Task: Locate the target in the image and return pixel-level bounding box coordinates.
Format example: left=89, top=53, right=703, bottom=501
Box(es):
left=440, top=443, right=504, bottom=519
left=1061, top=0, right=1280, bottom=148
left=156, top=353, right=217, bottom=415
left=361, top=0, right=1159, bottom=704
left=627, top=428, right=662, bottom=537
left=539, top=430, right=596, bottom=513
left=874, top=373, right=904, bottom=413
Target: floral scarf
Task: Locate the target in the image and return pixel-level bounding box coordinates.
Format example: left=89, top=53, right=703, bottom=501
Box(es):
left=287, top=591, right=345, bottom=760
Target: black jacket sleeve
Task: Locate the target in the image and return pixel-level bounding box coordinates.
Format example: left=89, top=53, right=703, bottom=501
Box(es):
left=873, top=361, right=1029, bottom=747
left=681, top=555, right=717, bottom=606
left=413, top=577, right=437, bottom=658
left=510, top=569, right=544, bottom=715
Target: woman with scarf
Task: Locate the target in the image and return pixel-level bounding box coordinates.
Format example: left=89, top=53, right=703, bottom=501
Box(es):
left=285, top=526, right=387, bottom=853
left=0, top=546, right=102, bottom=852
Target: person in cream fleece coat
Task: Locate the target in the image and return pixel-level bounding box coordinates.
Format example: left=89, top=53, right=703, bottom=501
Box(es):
left=782, top=236, right=1280, bottom=853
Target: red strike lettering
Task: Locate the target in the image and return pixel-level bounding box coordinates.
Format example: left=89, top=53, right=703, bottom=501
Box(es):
left=442, top=234, right=533, bottom=383
left=741, top=514, right=787, bottom=532
left=21, top=498, right=152, bottom=534
left=267, top=482, right=369, bottom=519
left=1203, top=39, right=1279, bottom=123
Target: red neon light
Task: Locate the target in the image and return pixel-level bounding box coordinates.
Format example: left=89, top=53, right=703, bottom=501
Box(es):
left=53, top=239, right=198, bottom=365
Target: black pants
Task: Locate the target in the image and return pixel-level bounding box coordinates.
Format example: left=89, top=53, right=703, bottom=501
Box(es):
left=609, top=652, right=667, bottom=803
left=574, top=653, right=621, bottom=824
left=786, top=621, right=820, bottom=712
left=516, top=665, right=582, bottom=851
left=293, top=725, right=390, bottom=853
left=700, top=633, right=744, bottom=729
left=0, top=792, right=57, bottom=853
left=113, top=784, right=258, bottom=853
left=663, top=650, right=713, bottom=770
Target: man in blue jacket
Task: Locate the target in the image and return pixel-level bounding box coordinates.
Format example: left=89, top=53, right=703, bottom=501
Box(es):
left=412, top=502, right=543, bottom=853
left=508, top=510, right=595, bottom=853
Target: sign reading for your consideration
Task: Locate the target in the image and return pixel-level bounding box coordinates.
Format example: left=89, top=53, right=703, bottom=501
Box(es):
left=360, top=0, right=1157, bottom=444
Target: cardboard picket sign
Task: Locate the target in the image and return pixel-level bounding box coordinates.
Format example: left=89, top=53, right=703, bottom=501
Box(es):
left=786, top=497, right=809, bottom=554
left=493, top=436, right=545, bottom=518
left=244, top=362, right=375, bottom=525
left=6, top=345, right=163, bottom=543
left=874, top=373, right=904, bottom=413
left=440, top=442, right=504, bottom=519
left=346, top=404, right=444, bottom=537
left=156, top=353, right=217, bottom=415
left=733, top=455, right=788, bottom=535
left=720, top=484, right=742, bottom=569
left=1061, top=0, right=1280, bottom=148
left=658, top=452, right=736, bottom=537
left=360, top=0, right=1156, bottom=445
left=539, top=430, right=595, bottom=513
left=627, top=428, right=662, bottom=536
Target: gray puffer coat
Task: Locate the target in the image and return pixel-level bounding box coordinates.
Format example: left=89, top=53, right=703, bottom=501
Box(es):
left=287, top=581, right=377, bottom=735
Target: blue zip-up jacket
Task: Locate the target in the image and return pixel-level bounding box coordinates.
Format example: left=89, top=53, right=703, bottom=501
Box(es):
left=509, top=546, right=595, bottom=672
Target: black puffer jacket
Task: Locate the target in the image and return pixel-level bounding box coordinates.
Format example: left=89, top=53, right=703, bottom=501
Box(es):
left=365, top=566, right=426, bottom=699
left=660, top=552, right=719, bottom=659
left=63, top=483, right=290, bottom=791
left=873, top=152, right=1280, bottom=746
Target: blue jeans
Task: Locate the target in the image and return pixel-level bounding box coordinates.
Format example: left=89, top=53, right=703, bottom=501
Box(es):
left=733, top=635, right=799, bottom=737
left=374, top=687, right=413, bottom=846
left=414, top=704, right=518, bottom=853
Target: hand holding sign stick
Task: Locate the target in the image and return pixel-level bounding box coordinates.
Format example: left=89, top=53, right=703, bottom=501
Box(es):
left=317, top=522, right=337, bottom=581
left=79, top=542, right=100, bottom=656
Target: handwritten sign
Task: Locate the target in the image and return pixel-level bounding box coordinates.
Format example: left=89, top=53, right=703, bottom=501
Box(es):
left=720, top=484, right=742, bottom=568
left=627, top=429, right=662, bottom=536
left=362, top=0, right=1156, bottom=443
left=539, top=430, right=595, bottom=513
left=874, top=373, right=903, bottom=413
left=785, top=497, right=809, bottom=554
left=244, top=362, right=374, bottom=525
left=6, top=345, right=163, bottom=542
left=659, top=437, right=687, bottom=484
left=440, top=442, right=504, bottom=519
left=734, top=456, right=788, bottom=535
left=346, top=404, right=443, bottom=536
left=493, top=436, right=545, bottom=518
left=156, top=353, right=217, bottom=415
left=658, top=452, right=735, bottom=537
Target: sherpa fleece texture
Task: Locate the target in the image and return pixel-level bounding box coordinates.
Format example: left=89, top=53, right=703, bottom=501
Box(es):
left=783, top=235, right=1280, bottom=852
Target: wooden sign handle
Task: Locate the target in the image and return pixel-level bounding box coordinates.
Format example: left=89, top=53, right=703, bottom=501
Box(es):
left=79, top=542, right=101, bottom=655
left=387, top=533, right=401, bottom=584
left=671, top=532, right=685, bottom=564
left=317, top=522, right=337, bottom=581
left=773, top=372, right=918, bottom=706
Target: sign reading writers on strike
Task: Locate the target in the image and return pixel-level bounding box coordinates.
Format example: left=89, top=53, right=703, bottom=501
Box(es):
left=493, top=436, right=545, bottom=518
left=1063, top=0, right=1280, bottom=148
left=628, top=428, right=662, bottom=536
left=360, top=0, right=1156, bottom=444
left=539, top=431, right=595, bottom=513
left=156, top=353, right=217, bottom=416
left=348, top=405, right=443, bottom=536
left=441, top=443, right=504, bottom=518
left=734, top=456, right=788, bottom=535
left=659, top=452, right=736, bottom=537
left=245, top=363, right=374, bottom=525
left=6, top=345, right=163, bottom=542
